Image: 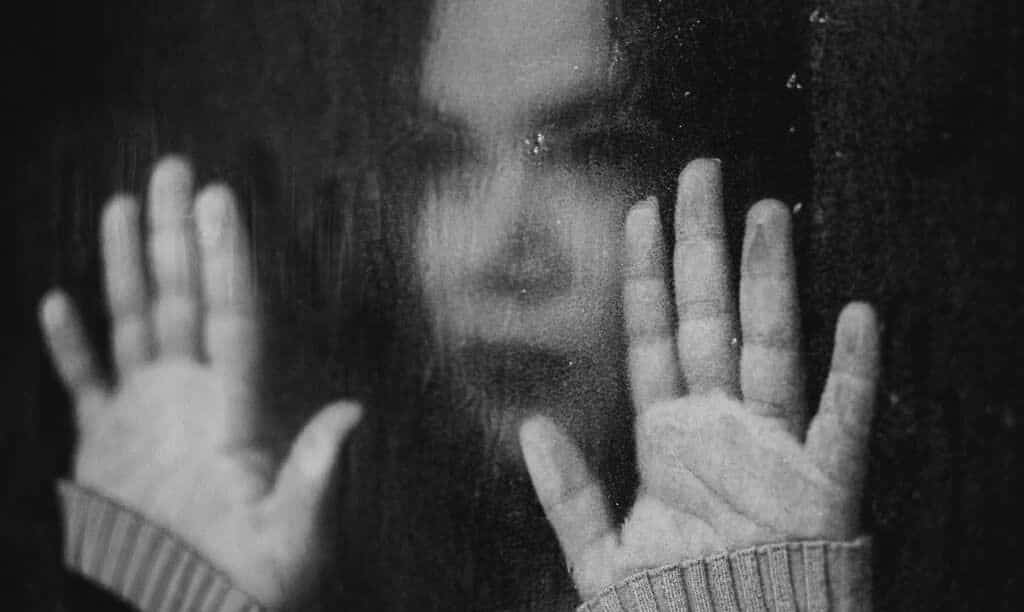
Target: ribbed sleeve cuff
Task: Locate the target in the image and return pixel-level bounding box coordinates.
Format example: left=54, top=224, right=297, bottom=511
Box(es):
left=57, top=480, right=265, bottom=612
left=577, top=538, right=871, bottom=612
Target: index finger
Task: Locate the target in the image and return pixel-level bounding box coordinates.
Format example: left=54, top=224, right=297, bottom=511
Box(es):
left=624, top=197, right=682, bottom=413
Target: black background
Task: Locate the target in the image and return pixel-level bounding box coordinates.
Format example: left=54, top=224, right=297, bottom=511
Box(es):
left=7, top=0, right=1021, bottom=609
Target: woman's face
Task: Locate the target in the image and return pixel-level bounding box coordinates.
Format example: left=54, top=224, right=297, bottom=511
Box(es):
left=416, top=0, right=643, bottom=389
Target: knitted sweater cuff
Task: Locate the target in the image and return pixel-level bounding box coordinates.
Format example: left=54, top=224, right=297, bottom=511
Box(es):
left=57, top=479, right=265, bottom=612
left=578, top=538, right=872, bottom=612
left=59, top=478, right=871, bottom=612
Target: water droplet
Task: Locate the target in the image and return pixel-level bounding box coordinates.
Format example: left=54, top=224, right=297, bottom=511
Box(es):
left=792, top=202, right=804, bottom=215
left=787, top=125, right=797, bottom=134
left=683, top=90, right=693, bottom=98
left=785, top=73, right=803, bottom=90
left=730, top=337, right=740, bottom=348
left=834, top=150, right=846, bottom=159
left=888, top=392, right=900, bottom=406
left=524, top=132, right=549, bottom=157
left=809, top=8, right=830, bottom=24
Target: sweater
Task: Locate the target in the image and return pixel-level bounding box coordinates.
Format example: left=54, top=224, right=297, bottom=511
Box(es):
left=58, top=480, right=871, bottom=611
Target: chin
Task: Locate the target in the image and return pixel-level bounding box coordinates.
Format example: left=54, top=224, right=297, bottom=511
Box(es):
left=437, top=332, right=626, bottom=465
left=419, top=285, right=626, bottom=462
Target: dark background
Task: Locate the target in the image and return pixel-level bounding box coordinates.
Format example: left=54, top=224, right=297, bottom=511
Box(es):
left=7, top=0, right=1020, bottom=609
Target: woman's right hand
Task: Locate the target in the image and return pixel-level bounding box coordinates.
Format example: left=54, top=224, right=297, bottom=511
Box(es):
left=40, top=156, right=361, bottom=608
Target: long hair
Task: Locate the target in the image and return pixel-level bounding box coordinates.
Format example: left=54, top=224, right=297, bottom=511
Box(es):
left=261, top=1, right=809, bottom=609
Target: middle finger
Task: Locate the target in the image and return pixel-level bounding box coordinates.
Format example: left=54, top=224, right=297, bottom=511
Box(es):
left=147, top=156, right=201, bottom=358
left=673, top=158, right=739, bottom=396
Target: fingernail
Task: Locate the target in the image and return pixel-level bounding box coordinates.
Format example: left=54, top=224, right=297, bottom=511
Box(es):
left=637, top=195, right=658, bottom=209
left=744, top=222, right=772, bottom=275
left=628, top=196, right=659, bottom=225
left=103, top=197, right=133, bottom=247
left=626, top=202, right=665, bottom=278
left=840, top=319, right=861, bottom=355
left=149, top=156, right=195, bottom=225
left=41, top=291, right=69, bottom=329
left=197, top=186, right=232, bottom=247
left=677, top=159, right=723, bottom=237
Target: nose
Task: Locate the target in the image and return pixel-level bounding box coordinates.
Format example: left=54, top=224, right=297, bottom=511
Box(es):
left=480, top=215, right=573, bottom=301
left=476, top=160, right=574, bottom=302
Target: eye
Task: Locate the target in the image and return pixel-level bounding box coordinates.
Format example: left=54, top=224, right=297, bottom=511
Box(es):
left=548, top=115, right=661, bottom=173
left=411, top=122, right=471, bottom=174
left=566, top=128, right=651, bottom=169
left=403, top=118, right=488, bottom=202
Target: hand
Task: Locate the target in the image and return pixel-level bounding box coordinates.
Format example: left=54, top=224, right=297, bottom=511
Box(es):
left=519, top=159, right=881, bottom=598
left=40, top=156, right=361, bottom=607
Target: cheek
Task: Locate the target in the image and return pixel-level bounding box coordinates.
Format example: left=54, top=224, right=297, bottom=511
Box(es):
left=413, top=187, right=509, bottom=296
left=566, top=206, right=623, bottom=286
left=555, top=179, right=631, bottom=292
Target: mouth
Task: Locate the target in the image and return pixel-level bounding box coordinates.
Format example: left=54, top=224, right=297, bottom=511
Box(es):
left=478, top=256, right=574, bottom=306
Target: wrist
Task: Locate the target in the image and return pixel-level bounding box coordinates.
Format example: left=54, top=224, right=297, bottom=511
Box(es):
left=578, top=537, right=872, bottom=612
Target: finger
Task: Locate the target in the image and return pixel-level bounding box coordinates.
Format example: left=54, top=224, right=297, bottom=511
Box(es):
left=674, top=158, right=739, bottom=395
left=624, top=197, right=682, bottom=413
left=101, top=195, right=152, bottom=377
left=806, top=302, right=881, bottom=491
left=195, top=184, right=259, bottom=378
left=39, top=290, right=106, bottom=403
left=739, top=200, right=805, bottom=434
left=265, top=402, right=362, bottom=539
left=146, top=156, right=200, bottom=358
left=519, top=416, right=616, bottom=589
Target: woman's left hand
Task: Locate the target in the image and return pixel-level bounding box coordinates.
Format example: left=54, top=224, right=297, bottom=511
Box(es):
left=520, top=158, right=881, bottom=599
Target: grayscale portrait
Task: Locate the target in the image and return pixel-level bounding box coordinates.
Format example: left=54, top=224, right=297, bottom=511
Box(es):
left=8, top=1, right=1019, bottom=610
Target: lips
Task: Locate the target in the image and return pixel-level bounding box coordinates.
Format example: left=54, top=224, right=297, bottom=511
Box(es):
left=478, top=250, right=574, bottom=304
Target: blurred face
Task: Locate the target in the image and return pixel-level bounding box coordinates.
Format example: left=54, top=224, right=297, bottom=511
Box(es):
left=416, top=0, right=644, bottom=385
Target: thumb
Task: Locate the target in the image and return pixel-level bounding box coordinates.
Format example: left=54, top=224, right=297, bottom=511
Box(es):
left=265, top=401, right=362, bottom=530
left=806, top=302, right=881, bottom=496
left=519, top=416, right=616, bottom=597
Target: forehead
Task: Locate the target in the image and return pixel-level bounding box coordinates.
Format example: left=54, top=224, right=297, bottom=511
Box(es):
left=420, top=0, right=616, bottom=129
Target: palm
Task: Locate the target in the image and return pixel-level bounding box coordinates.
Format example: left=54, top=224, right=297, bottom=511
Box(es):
left=520, top=159, right=880, bottom=599
left=41, top=157, right=360, bottom=608
left=620, top=398, right=848, bottom=565
left=76, top=361, right=262, bottom=542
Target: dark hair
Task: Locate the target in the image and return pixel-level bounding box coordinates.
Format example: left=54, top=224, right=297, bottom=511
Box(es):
left=267, top=2, right=810, bottom=609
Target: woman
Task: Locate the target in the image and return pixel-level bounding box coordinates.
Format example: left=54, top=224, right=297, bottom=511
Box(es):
left=43, top=1, right=878, bottom=609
